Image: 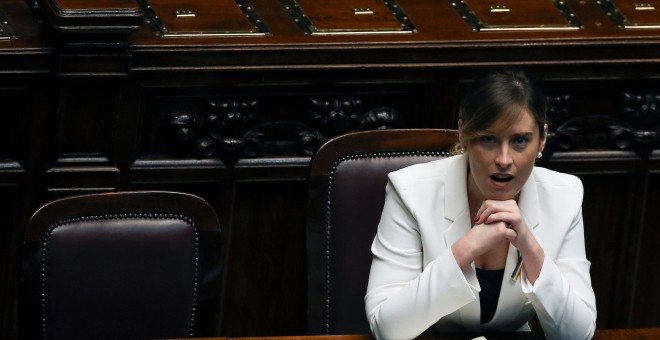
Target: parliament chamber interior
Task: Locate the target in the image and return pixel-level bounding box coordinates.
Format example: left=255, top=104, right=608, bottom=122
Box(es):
left=1, top=0, right=659, bottom=338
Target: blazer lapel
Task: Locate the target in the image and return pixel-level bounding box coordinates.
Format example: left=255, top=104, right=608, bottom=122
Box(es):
left=442, top=155, right=483, bottom=331
left=518, top=170, right=540, bottom=230
left=443, top=155, right=471, bottom=248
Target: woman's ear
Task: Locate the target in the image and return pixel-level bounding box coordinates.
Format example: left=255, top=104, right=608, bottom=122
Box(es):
left=539, top=123, right=548, bottom=152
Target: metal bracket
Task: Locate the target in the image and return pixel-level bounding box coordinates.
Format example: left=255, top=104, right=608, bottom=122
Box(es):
left=353, top=8, right=374, bottom=15
left=634, top=3, right=655, bottom=10
left=174, top=10, right=196, bottom=18
left=489, top=4, right=510, bottom=12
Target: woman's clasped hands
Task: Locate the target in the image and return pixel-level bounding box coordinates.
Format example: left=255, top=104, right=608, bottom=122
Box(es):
left=474, top=199, right=529, bottom=248
left=453, top=199, right=544, bottom=283
left=475, top=199, right=544, bottom=283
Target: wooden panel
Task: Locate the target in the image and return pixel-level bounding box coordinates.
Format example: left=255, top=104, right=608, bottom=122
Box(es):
left=579, top=173, right=635, bottom=329
left=137, top=77, right=442, bottom=166
left=221, top=180, right=307, bottom=336
left=0, top=186, right=23, bottom=339
left=294, top=0, right=403, bottom=30
left=599, top=0, right=660, bottom=28
left=0, top=87, right=34, bottom=162
left=138, top=0, right=269, bottom=37
left=148, top=0, right=253, bottom=31
left=0, top=3, right=53, bottom=335
left=53, top=0, right=138, bottom=12
left=464, top=0, right=575, bottom=27
left=282, top=0, right=415, bottom=35
left=36, top=0, right=142, bottom=34
left=631, top=171, right=660, bottom=327
left=0, top=80, right=46, bottom=340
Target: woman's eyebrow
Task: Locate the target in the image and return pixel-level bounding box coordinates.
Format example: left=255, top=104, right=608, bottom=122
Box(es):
left=512, top=132, right=534, bottom=137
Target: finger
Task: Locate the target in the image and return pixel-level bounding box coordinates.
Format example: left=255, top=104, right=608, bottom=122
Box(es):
left=492, top=222, right=517, bottom=241
left=483, top=211, right=516, bottom=226
left=476, top=199, right=520, bottom=225
left=475, top=204, right=502, bottom=224
left=504, top=228, right=518, bottom=242
left=474, top=203, right=488, bottom=224
left=485, top=199, right=517, bottom=213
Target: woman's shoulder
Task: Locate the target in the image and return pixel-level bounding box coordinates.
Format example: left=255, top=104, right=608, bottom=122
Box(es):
left=388, top=155, right=459, bottom=182
left=532, top=166, right=583, bottom=193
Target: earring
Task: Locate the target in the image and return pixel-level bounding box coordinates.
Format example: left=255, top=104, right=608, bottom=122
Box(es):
left=537, top=152, right=542, bottom=159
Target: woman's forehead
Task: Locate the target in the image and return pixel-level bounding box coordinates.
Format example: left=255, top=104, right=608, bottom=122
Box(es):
left=486, top=107, right=538, bottom=134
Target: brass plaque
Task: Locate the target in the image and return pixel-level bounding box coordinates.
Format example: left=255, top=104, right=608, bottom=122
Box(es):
left=0, top=7, right=15, bottom=40
left=451, top=0, right=581, bottom=31
left=596, top=0, right=660, bottom=29
left=282, top=0, right=416, bottom=35
left=138, top=0, right=269, bottom=37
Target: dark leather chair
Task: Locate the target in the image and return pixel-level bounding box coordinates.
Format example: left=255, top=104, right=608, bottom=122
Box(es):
left=20, top=191, right=222, bottom=340
left=306, top=129, right=459, bottom=334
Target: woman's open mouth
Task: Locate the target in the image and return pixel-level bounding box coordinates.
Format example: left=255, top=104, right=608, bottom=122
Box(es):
left=490, top=174, right=514, bottom=183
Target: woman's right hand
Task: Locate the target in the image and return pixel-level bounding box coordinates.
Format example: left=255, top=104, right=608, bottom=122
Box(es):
left=451, top=220, right=517, bottom=270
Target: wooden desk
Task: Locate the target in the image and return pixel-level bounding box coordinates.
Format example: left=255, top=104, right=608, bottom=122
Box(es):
left=593, top=327, right=660, bottom=339
left=220, top=328, right=660, bottom=340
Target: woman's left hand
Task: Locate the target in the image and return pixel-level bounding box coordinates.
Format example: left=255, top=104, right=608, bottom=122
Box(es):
left=475, top=199, right=545, bottom=283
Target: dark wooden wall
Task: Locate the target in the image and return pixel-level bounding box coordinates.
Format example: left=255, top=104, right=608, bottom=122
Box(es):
left=1, top=0, right=660, bottom=338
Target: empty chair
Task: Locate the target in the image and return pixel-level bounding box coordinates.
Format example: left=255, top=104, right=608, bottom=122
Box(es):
left=306, top=129, right=459, bottom=334
left=20, top=191, right=222, bottom=340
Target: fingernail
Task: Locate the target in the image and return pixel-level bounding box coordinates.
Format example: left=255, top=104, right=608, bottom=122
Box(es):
left=474, top=217, right=480, bottom=223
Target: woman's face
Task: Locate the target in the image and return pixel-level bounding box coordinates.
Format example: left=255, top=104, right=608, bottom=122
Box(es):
left=462, top=109, right=547, bottom=202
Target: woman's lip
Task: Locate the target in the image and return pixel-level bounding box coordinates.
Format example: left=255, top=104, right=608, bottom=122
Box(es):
left=490, top=174, right=514, bottom=187
left=491, top=173, right=514, bottom=181
left=490, top=177, right=512, bottom=188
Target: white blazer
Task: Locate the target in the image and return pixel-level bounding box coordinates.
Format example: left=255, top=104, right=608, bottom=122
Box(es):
left=364, top=154, right=597, bottom=340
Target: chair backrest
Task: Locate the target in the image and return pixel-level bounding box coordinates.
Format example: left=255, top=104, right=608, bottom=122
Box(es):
left=20, top=191, right=222, bottom=340
left=306, top=129, right=459, bottom=334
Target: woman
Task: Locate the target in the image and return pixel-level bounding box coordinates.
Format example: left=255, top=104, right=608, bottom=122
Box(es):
left=364, top=68, right=596, bottom=340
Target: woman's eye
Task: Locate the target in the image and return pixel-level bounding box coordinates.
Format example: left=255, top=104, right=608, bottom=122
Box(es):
left=512, top=136, right=529, bottom=147
left=479, top=135, right=496, bottom=144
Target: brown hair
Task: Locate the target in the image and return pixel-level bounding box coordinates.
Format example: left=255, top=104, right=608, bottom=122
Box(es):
left=455, top=68, right=548, bottom=154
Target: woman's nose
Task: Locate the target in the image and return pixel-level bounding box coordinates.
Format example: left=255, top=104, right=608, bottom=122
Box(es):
left=495, top=145, right=513, bottom=167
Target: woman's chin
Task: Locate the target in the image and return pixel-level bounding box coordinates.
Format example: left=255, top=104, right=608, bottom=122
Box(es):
left=485, top=191, right=518, bottom=201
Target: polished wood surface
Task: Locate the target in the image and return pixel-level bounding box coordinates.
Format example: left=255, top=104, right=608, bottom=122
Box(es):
left=180, top=327, right=660, bottom=339
left=594, top=328, right=660, bottom=339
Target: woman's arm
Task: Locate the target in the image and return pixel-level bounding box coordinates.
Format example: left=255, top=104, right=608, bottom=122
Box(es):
left=473, top=177, right=597, bottom=340
left=365, top=181, right=478, bottom=339
left=522, top=208, right=597, bottom=340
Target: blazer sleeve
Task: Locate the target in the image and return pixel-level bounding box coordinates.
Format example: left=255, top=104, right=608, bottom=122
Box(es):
left=521, top=179, right=597, bottom=340
left=364, top=178, right=479, bottom=340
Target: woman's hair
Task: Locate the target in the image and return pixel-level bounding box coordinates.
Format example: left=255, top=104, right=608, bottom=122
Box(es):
left=455, top=68, right=548, bottom=154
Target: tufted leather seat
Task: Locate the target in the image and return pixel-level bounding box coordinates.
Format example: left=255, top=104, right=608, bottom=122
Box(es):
left=20, top=191, right=222, bottom=340
left=306, top=129, right=459, bottom=334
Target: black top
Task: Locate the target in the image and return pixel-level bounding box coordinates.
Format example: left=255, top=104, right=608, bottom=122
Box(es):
left=476, top=267, right=504, bottom=324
